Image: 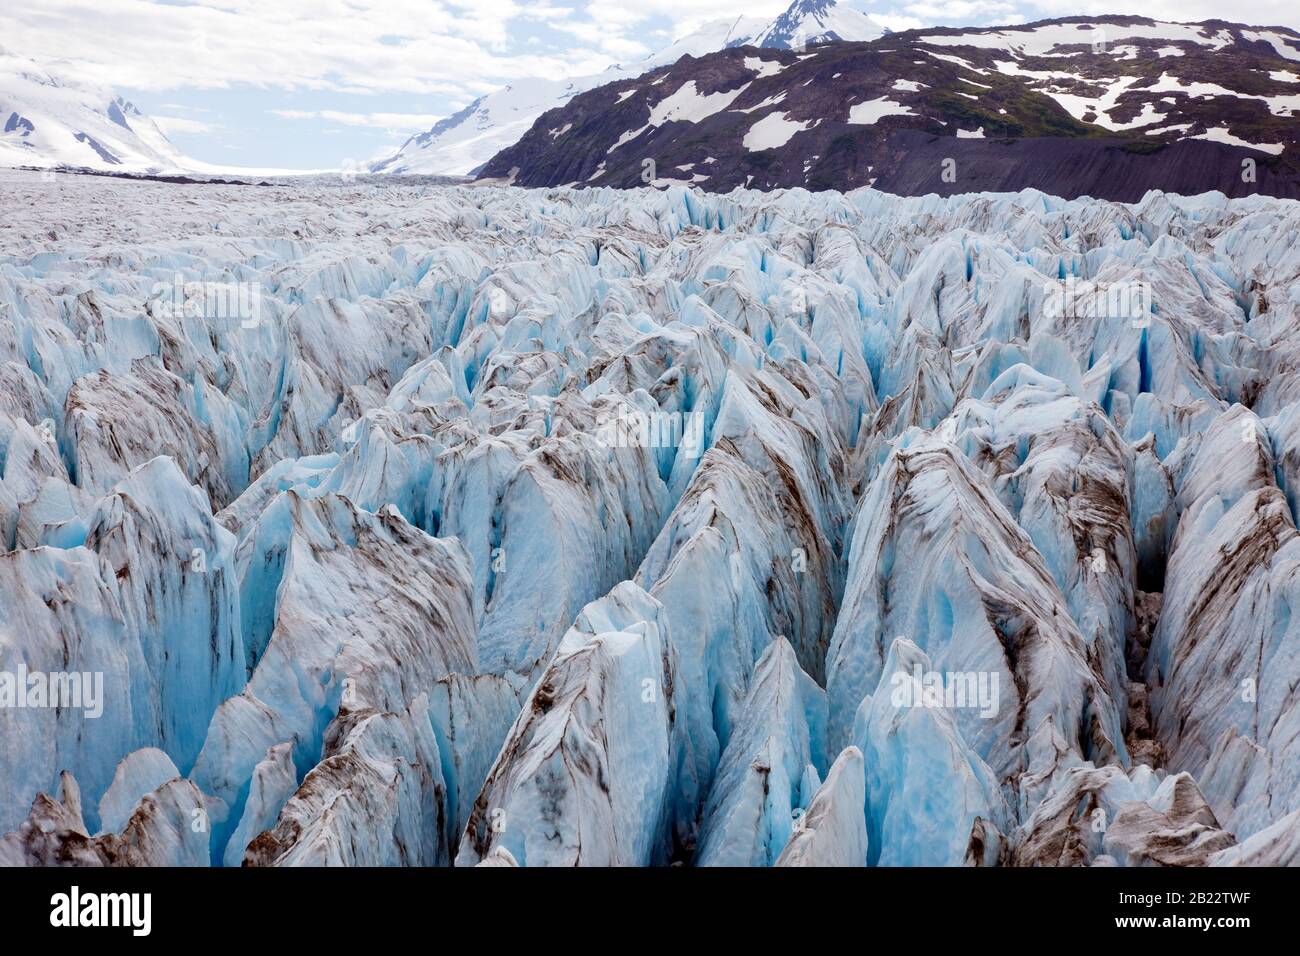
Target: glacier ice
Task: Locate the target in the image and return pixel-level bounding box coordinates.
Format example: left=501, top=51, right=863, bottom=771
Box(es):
left=456, top=582, right=679, bottom=866
left=774, top=745, right=868, bottom=867
left=694, top=636, right=827, bottom=867
left=1, top=170, right=1299, bottom=866
left=852, top=638, right=1008, bottom=866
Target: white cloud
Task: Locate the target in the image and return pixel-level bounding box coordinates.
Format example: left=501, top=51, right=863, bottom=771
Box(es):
left=668, top=1, right=790, bottom=39
left=270, top=110, right=445, bottom=130
left=547, top=17, right=652, bottom=59
left=0, top=0, right=620, bottom=97
left=901, top=1, right=1019, bottom=20
left=4, top=0, right=1297, bottom=108
left=872, top=14, right=926, bottom=31
left=11, top=1, right=1293, bottom=113
left=152, top=116, right=215, bottom=135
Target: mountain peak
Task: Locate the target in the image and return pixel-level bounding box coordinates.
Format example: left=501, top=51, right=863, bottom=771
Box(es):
left=0, top=49, right=190, bottom=173
left=754, top=0, right=885, bottom=49
left=783, top=0, right=838, bottom=19
left=366, top=0, right=880, bottom=176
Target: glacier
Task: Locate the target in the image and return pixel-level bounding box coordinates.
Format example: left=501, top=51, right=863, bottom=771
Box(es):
left=1, top=168, right=1299, bottom=867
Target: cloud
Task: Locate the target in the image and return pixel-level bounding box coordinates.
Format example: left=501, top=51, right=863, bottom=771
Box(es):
left=0, top=0, right=621, bottom=97
left=14, top=1, right=1294, bottom=110
left=666, top=1, right=790, bottom=40
left=152, top=116, right=215, bottom=135
left=546, top=18, right=652, bottom=59
left=899, top=1, right=1020, bottom=20
left=871, top=14, right=926, bottom=31
left=270, top=109, right=445, bottom=130
left=5, top=0, right=1299, bottom=101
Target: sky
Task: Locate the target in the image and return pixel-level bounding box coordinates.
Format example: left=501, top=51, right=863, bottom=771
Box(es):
left=3, top=0, right=1298, bottom=170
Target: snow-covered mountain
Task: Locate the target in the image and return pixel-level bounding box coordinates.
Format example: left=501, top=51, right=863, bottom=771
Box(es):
left=369, top=0, right=882, bottom=176
left=751, top=0, right=884, bottom=48
left=2, top=172, right=1299, bottom=866
left=0, top=45, right=191, bottom=173
left=480, top=16, right=1300, bottom=198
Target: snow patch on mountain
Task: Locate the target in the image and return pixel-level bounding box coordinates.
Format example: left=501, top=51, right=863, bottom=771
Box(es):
left=917, top=21, right=1238, bottom=56
left=743, top=111, right=810, bottom=150
left=847, top=96, right=914, bottom=124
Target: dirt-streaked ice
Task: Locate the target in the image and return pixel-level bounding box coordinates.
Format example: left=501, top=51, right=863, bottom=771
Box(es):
left=1, top=171, right=1298, bottom=866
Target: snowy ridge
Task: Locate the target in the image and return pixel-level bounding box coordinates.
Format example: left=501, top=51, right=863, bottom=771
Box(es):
left=1, top=172, right=1299, bottom=866
left=0, top=47, right=190, bottom=173
left=751, top=0, right=884, bottom=49
left=368, top=0, right=868, bottom=176
left=367, top=15, right=770, bottom=177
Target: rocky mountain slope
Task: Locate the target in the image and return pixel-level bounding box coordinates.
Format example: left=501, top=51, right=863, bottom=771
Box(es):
left=1, top=171, right=1298, bottom=866
left=478, top=16, right=1300, bottom=199
left=369, top=0, right=882, bottom=176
